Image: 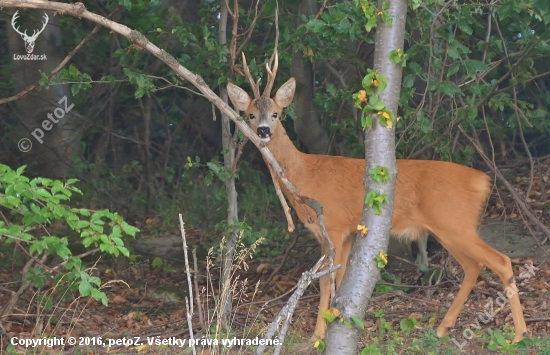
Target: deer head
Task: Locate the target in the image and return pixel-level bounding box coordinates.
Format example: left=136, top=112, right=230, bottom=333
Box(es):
left=12, top=11, right=49, bottom=54
left=227, top=52, right=296, bottom=142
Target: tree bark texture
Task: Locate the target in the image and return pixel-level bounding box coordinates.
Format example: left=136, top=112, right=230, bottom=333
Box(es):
left=324, top=1, right=407, bottom=353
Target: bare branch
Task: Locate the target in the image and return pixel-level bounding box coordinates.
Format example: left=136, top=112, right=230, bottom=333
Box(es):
left=267, top=163, right=295, bottom=232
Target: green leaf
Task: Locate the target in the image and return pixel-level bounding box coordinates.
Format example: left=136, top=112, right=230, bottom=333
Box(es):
left=111, top=236, right=124, bottom=247
left=121, top=221, right=139, bottom=236
left=360, top=344, right=382, bottom=355
left=369, top=95, right=386, bottom=111
left=307, top=18, right=326, bottom=33
left=364, top=191, right=389, bottom=215
left=534, top=0, right=550, bottom=25
left=496, top=2, right=514, bottom=22
left=152, top=257, right=164, bottom=268
left=364, top=19, right=376, bottom=32
left=68, top=65, right=78, bottom=76
left=91, top=288, right=108, bottom=306
left=55, top=245, right=71, bottom=260
left=437, top=82, right=462, bottom=97
left=314, top=339, right=326, bottom=352
left=66, top=257, right=82, bottom=270
left=447, top=62, right=460, bottom=77
left=370, top=166, right=389, bottom=183
left=351, top=315, right=365, bottom=329
left=399, top=317, right=418, bottom=332
left=380, top=11, right=392, bottom=25
left=447, top=40, right=471, bottom=59
left=35, top=188, right=51, bottom=199
left=76, top=220, right=90, bottom=229
left=376, top=73, right=388, bottom=93
left=463, top=59, right=489, bottom=77
left=361, top=107, right=373, bottom=130
left=456, top=17, right=473, bottom=35
left=90, top=224, right=104, bottom=233
left=362, top=71, right=376, bottom=93
left=89, top=276, right=102, bottom=287
left=322, top=308, right=340, bottom=322
left=82, top=236, right=93, bottom=248
left=79, top=281, right=92, bottom=296
left=111, top=225, right=121, bottom=238
left=117, top=246, right=130, bottom=257
left=337, top=18, right=351, bottom=33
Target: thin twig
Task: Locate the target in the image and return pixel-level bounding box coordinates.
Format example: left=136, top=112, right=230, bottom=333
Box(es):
left=231, top=137, right=248, bottom=174
left=185, top=297, right=197, bottom=355
left=179, top=215, right=196, bottom=355
left=192, top=248, right=206, bottom=330
left=267, top=164, right=295, bottom=232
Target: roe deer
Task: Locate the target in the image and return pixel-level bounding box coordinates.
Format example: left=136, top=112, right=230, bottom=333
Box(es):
left=227, top=53, right=527, bottom=343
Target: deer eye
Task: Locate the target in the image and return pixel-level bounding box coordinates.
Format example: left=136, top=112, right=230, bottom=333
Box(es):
left=249, top=114, right=255, bottom=119
left=272, top=113, right=278, bottom=118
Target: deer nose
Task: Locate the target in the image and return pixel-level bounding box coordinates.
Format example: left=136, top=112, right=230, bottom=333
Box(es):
left=257, top=126, right=271, bottom=138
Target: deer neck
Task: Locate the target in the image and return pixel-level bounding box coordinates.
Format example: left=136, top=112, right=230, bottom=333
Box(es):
left=264, top=122, right=305, bottom=183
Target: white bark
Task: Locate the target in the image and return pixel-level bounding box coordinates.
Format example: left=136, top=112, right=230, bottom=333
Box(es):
left=324, top=1, right=407, bottom=353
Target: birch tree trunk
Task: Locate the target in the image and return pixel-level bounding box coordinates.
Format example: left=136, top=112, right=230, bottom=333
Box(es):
left=324, top=1, right=407, bottom=353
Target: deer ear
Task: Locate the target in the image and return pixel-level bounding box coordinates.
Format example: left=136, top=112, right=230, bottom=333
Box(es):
left=227, top=83, right=252, bottom=112
left=274, top=78, right=296, bottom=108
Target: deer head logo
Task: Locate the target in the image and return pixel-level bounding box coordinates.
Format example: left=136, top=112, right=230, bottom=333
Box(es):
left=11, top=10, right=49, bottom=54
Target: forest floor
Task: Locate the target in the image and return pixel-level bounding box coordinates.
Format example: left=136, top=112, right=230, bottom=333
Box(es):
left=2, top=160, right=550, bottom=355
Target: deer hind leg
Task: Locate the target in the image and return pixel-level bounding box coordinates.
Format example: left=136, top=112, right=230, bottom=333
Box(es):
left=436, top=232, right=527, bottom=343
left=435, top=244, right=483, bottom=338
left=311, top=230, right=351, bottom=340
left=462, top=238, right=527, bottom=342
left=415, top=233, right=429, bottom=271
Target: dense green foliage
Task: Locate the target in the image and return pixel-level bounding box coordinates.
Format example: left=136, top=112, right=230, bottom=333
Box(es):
left=0, top=164, right=138, bottom=305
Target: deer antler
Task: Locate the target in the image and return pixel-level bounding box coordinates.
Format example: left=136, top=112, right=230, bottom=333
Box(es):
left=241, top=52, right=261, bottom=99
left=263, top=51, right=278, bottom=97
